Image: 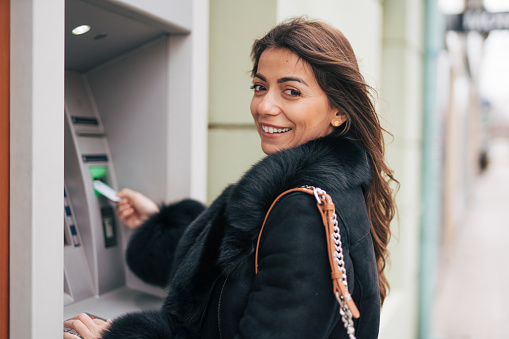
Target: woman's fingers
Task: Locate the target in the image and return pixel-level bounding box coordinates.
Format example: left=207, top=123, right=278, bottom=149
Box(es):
left=93, top=318, right=106, bottom=325
left=116, top=199, right=137, bottom=227
left=64, top=317, right=91, bottom=338
left=116, top=188, right=159, bottom=230
left=116, top=205, right=134, bottom=220
left=64, top=313, right=111, bottom=339
left=95, top=318, right=112, bottom=332
left=117, top=208, right=141, bottom=229
left=76, top=313, right=98, bottom=329
left=119, top=189, right=159, bottom=216
left=116, top=199, right=133, bottom=213
left=116, top=188, right=135, bottom=199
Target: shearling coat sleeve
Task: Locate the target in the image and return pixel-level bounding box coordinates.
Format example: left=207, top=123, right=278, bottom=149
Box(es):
left=236, top=192, right=353, bottom=338
left=125, top=199, right=206, bottom=287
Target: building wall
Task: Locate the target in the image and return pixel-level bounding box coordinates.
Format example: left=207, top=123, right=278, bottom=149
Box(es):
left=10, top=1, right=65, bottom=337
left=207, top=0, right=276, bottom=202
left=207, top=1, right=424, bottom=338
left=379, top=0, right=424, bottom=337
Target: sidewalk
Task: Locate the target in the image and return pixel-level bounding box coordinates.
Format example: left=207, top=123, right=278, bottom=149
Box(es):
left=432, top=138, right=509, bottom=338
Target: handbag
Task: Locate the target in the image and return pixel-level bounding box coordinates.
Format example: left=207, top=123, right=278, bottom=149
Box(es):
left=255, top=186, right=359, bottom=339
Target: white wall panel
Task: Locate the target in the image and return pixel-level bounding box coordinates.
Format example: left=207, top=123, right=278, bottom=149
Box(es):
left=10, top=0, right=65, bottom=337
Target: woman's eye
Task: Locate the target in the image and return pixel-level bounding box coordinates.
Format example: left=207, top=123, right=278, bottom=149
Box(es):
left=250, top=84, right=265, bottom=92
left=284, top=88, right=301, bottom=97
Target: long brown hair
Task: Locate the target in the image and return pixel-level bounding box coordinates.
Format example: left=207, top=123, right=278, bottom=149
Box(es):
left=251, top=18, right=398, bottom=305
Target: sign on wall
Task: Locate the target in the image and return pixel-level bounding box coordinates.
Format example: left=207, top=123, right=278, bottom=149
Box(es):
left=447, top=10, right=509, bottom=32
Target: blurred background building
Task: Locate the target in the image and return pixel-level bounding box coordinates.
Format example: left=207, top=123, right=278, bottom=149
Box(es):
left=2, top=0, right=508, bottom=338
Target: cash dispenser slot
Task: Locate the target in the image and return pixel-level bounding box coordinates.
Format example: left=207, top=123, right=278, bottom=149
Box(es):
left=71, top=116, right=99, bottom=126
left=82, top=154, right=108, bottom=163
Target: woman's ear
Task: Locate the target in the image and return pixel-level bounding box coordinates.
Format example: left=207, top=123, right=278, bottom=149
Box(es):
left=331, top=113, right=347, bottom=127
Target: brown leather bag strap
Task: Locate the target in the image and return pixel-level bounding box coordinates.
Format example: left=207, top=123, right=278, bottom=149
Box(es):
left=254, top=187, right=360, bottom=319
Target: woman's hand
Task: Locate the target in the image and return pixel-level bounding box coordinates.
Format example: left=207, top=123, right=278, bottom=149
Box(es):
left=64, top=313, right=112, bottom=339
left=116, top=188, right=160, bottom=230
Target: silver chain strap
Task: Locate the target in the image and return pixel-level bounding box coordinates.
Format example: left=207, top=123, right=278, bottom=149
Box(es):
left=332, top=210, right=356, bottom=339
left=304, top=186, right=356, bottom=339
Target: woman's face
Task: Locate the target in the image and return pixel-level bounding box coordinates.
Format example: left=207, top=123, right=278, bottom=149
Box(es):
left=250, top=48, right=343, bottom=155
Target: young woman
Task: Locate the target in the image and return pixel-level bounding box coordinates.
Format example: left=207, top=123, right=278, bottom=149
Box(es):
left=65, top=17, right=397, bottom=339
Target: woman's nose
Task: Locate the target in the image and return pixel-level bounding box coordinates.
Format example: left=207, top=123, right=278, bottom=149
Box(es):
left=257, top=92, right=280, bottom=116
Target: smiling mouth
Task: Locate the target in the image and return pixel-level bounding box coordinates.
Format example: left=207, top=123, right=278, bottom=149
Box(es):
left=261, top=125, right=292, bottom=134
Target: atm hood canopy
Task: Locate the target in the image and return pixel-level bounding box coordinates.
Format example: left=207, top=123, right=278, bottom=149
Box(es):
left=65, top=0, right=189, bottom=72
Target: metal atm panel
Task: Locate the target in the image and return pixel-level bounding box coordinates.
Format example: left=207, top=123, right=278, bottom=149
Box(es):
left=63, top=72, right=164, bottom=320
left=64, top=72, right=125, bottom=296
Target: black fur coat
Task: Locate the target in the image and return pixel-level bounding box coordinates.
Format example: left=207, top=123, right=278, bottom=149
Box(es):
left=102, top=132, right=381, bottom=339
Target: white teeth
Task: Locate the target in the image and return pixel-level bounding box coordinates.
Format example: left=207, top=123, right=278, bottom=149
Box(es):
left=262, top=125, right=291, bottom=134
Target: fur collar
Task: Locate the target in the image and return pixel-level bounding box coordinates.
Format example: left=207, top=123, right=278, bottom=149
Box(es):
left=218, top=132, right=372, bottom=275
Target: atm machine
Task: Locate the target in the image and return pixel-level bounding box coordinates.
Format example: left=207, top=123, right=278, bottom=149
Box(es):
left=63, top=71, right=164, bottom=319
left=62, top=0, right=205, bottom=320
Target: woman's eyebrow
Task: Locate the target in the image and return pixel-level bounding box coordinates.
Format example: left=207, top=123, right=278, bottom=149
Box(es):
left=278, top=77, right=309, bottom=86
left=254, top=73, right=267, bottom=81
left=254, top=74, right=309, bottom=87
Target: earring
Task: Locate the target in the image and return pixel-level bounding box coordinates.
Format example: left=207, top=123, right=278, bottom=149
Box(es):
left=332, top=120, right=341, bottom=127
